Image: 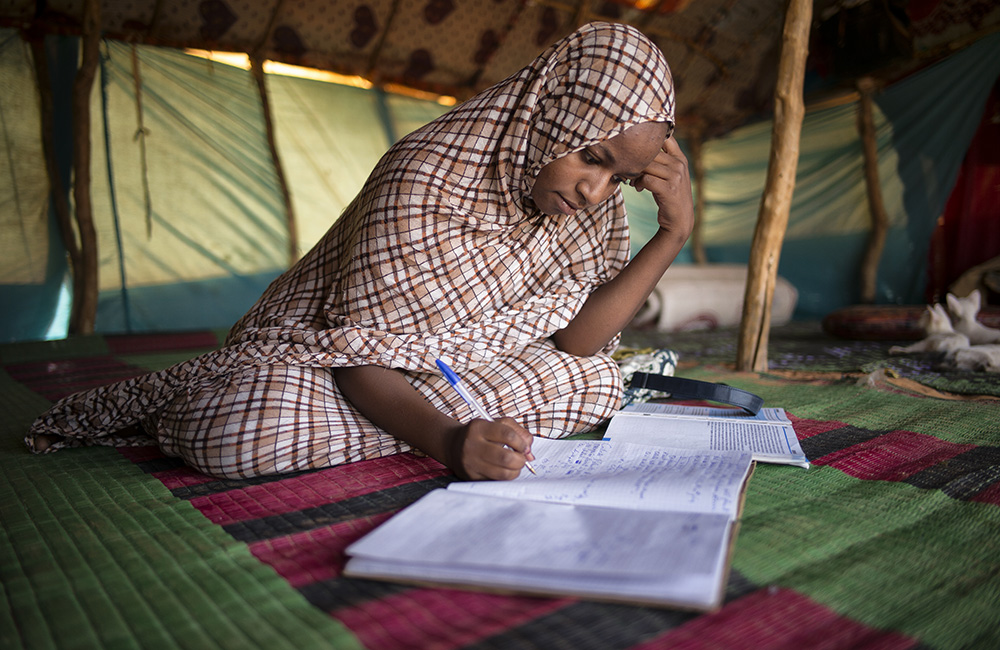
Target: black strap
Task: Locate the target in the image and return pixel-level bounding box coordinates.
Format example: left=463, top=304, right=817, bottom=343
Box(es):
left=628, top=373, right=764, bottom=415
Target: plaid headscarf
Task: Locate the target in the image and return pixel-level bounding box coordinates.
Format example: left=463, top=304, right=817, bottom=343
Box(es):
left=228, top=21, right=676, bottom=373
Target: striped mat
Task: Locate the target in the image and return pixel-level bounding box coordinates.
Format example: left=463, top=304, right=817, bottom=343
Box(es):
left=2, top=330, right=999, bottom=649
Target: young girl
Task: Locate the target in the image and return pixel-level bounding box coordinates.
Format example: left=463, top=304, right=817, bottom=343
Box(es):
left=27, top=22, right=693, bottom=481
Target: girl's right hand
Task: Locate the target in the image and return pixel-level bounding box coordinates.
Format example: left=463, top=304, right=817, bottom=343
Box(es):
left=449, top=417, right=535, bottom=481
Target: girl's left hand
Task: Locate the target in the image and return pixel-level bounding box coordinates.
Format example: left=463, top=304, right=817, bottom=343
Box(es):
left=632, top=136, right=695, bottom=242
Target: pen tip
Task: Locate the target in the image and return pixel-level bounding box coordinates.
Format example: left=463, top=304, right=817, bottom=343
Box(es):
left=435, top=358, right=460, bottom=385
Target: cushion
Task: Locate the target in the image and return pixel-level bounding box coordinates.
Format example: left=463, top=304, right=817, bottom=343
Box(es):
left=822, top=304, right=1000, bottom=340
left=634, top=264, right=798, bottom=332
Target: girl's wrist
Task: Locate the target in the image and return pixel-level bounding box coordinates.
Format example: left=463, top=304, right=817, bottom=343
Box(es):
left=651, top=225, right=689, bottom=248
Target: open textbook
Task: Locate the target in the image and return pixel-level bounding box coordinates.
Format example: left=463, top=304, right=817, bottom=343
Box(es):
left=344, top=437, right=754, bottom=611
left=604, top=402, right=810, bottom=468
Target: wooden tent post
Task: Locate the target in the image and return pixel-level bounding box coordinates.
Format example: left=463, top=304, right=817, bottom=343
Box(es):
left=29, top=37, right=82, bottom=306
left=856, top=77, right=889, bottom=304
left=250, top=55, right=298, bottom=265
left=70, top=0, right=102, bottom=334
left=736, top=0, right=812, bottom=372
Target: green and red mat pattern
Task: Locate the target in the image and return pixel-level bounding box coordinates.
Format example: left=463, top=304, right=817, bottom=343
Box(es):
left=3, top=331, right=999, bottom=649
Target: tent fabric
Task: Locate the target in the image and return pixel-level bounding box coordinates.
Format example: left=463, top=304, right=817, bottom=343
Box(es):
left=0, top=32, right=67, bottom=340
left=90, top=42, right=446, bottom=335
left=688, top=32, right=1000, bottom=318
left=0, top=33, right=48, bottom=285
left=927, top=78, right=1000, bottom=302
left=1, top=1, right=997, bottom=139
left=2, top=29, right=1000, bottom=340
left=0, top=31, right=446, bottom=342
left=875, top=31, right=1000, bottom=306
left=264, top=74, right=447, bottom=255
left=0, top=0, right=825, bottom=138
left=90, top=40, right=289, bottom=332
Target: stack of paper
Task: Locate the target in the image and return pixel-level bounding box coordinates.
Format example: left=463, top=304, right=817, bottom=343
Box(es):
left=604, top=403, right=810, bottom=468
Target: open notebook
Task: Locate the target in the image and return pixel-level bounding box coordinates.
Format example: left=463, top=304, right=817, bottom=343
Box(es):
left=345, top=437, right=754, bottom=611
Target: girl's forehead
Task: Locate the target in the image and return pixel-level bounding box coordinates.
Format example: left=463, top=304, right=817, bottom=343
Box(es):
left=592, top=122, right=669, bottom=172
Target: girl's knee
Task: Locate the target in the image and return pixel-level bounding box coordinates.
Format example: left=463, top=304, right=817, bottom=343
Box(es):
left=555, top=350, right=624, bottom=400
left=524, top=350, right=624, bottom=437
left=578, top=352, right=623, bottom=386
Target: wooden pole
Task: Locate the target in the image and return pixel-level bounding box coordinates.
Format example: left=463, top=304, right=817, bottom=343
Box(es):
left=736, top=0, right=812, bottom=372
left=29, top=37, right=82, bottom=297
left=856, top=76, right=889, bottom=304
left=688, top=126, right=707, bottom=265
left=250, top=55, right=298, bottom=265
left=70, top=0, right=102, bottom=334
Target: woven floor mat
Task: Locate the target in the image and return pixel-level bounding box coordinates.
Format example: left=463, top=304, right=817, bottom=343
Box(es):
left=4, top=331, right=1000, bottom=649
left=0, top=364, right=359, bottom=649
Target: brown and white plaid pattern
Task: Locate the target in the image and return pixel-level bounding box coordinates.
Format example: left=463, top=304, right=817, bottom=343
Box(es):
left=27, top=22, right=674, bottom=478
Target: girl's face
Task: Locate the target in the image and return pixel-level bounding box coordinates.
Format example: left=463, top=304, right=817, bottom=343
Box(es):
left=531, top=121, right=670, bottom=216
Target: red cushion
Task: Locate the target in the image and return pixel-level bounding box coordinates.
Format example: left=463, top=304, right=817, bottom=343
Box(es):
left=822, top=304, right=1000, bottom=340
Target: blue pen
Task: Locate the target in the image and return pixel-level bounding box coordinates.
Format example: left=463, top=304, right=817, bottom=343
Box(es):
left=435, top=358, right=537, bottom=475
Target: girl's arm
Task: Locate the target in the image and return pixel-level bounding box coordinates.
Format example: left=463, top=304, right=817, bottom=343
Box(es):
left=552, top=136, right=695, bottom=356
left=332, top=364, right=534, bottom=480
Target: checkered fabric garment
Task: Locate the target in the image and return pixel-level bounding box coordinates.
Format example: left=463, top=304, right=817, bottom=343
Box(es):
left=27, top=22, right=675, bottom=478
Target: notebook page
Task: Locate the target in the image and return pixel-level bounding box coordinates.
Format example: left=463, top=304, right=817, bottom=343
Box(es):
left=625, top=403, right=792, bottom=423
left=345, top=488, right=734, bottom=609
left=447, top=438, right=752, bottom=516
left=605, top=411, right=810, bottom=468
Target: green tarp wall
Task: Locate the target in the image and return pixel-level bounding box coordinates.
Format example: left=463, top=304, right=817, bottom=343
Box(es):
left=2, top=30, right=999, bottom=342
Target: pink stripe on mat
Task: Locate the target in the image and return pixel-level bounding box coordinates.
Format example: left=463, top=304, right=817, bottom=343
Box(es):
left=811, top=430, right=975, bottom=482
left=248, top=494, right=576, bottom=650
left=336, top=588, right=570, bottom=650
left=8, top=358, right=144, bottom=399
left=153, top=468, right=220, bottom=489
left=787, top=414, right=849, bottom=439
left=105, top=331, right=221, bottom=354
left=191, top=453, right=449, bottom=525
left=249, top=513, right=393, bottom=587
left=117, top=446, right=219, bottom=489
left=637, top=587, right=917, bottom=650
left=972, top=481, right=1000, bottom=505
left=117, top=446, right=167, bottom=463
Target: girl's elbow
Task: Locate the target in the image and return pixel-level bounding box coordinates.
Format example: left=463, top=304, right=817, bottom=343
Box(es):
left=550, top=331, right=603, bottom=357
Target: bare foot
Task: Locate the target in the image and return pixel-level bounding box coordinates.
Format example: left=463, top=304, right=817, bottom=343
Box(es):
left=32, top=434, right=64, bottom=453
